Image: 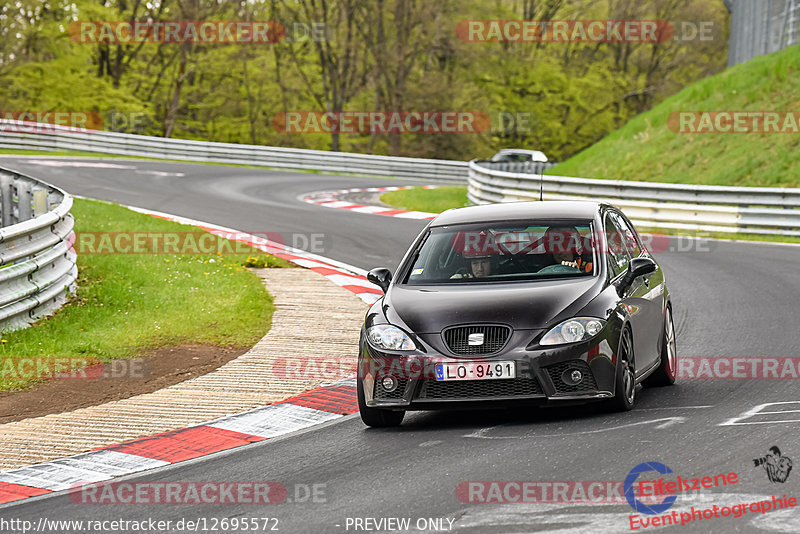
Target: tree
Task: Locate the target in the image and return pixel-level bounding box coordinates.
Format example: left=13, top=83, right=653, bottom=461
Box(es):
left=278, top=0, right=370, bottom=151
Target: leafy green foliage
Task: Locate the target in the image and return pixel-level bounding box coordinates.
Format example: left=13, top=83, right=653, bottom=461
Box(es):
left=0, top=0, right=729, bottom=161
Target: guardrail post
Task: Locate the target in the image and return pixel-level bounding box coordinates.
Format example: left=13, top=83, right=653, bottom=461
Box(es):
left=0, top=172, right=12, bottom=227
left=17, top=181, right=33, bottom=222
left=33, top=187, right=49, bottom=216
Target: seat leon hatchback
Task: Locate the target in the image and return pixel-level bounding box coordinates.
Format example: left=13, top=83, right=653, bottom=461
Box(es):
left=357, top=201, right=677, bottom=427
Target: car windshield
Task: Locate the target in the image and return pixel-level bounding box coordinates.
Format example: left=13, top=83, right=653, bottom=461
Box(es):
left=403, top=220, right=596, bottom=285
left=491, top=153, right=529, bottom=162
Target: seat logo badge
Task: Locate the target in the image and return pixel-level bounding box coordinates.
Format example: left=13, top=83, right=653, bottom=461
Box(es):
left=468, top=333, right=485, bottom=346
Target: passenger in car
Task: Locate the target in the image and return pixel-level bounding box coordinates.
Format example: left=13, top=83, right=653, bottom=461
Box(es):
left=543, top=226, right=593, bottom=273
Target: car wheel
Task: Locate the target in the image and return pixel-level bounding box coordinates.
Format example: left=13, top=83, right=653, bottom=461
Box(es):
left=609, top=327, right=636, bottom=412
left=644, top=306, right=677, bottom=387
left=357, top=378, right=405, bottom=428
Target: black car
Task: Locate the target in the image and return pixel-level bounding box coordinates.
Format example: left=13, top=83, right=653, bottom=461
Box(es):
left=357, top=201, right=677, bottom=427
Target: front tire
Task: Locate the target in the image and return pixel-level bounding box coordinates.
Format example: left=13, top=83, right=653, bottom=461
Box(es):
left=644, top=306, right=677, bottom=387
left=608, top=327, right=636, bottom=412
left=357, top=378, right=405, bottom=428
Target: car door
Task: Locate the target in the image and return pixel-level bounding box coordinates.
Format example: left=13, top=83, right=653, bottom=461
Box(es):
left=613, top=211, right=665, bottom=370
left=605, top=211, right=660, bottom=373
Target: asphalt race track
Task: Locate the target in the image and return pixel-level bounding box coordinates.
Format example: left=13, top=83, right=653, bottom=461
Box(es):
left=1, top=157, right=799, bottom=533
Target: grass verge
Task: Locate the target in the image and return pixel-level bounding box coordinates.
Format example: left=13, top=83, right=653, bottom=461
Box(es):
left=0, top=198, right=293, bottom=392
left=380, top=186, right=469, bottom=213
left=548, top=45, right=800, bottom=187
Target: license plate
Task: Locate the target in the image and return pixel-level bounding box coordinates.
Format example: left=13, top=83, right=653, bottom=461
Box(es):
left=435, top=361, right=516, bottom=381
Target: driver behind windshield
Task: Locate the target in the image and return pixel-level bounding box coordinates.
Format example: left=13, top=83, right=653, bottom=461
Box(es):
left=451, top=231, right=496, bottom=279
left=543, top=226, right=593, bottom=273
left=466, top=254, right=492, bottom=278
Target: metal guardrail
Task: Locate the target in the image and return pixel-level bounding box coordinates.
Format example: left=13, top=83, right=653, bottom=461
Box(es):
left=473, top=160, right=556, bottom=175
left=468, top=159, right=800, bottom=236
left=3, top=119, right=799, bottom=236
left=727, top=0, right=800, bottom=66
left=0, top=120, right=467, bottom=183
left=0, top=167, right=77, bottom=332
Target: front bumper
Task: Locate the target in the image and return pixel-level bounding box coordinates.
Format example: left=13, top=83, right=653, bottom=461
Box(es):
left=360, top=334, right=617, bottom=410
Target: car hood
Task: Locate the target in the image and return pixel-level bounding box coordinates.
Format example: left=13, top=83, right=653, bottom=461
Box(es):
left=384, top=278, right=602, bottom=333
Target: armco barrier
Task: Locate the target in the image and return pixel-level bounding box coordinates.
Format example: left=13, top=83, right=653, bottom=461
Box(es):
left=0, top=166, right=77, bottom=332
left=473, top=159, right=555, bottom=175
left=468, top=159, right=800, bottom=236
left=0, top=120, right=467, bottom=183
left=2, top=119, right=799, bottom=236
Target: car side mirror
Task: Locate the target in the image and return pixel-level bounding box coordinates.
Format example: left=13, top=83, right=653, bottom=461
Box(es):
left=367, top=268, right=393, bottom=293
left=617, top=257, right=656, bottom=296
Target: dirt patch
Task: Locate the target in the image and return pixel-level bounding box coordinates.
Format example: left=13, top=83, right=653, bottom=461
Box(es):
left=0, top=344, right=248, bottom=424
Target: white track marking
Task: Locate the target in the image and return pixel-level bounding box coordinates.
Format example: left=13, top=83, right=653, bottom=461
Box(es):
left=318, top=201, right=357, bottom=208
left=134, top=170, right=185, bottom=177
left=463, top=417, right=687, bottom=440
left=720, top=401, right=800, bottom=426
left=0, top=451, right=168, bottom=491
left=636, top=405, right=714, bottom=411
left=325, top=274, right=379, bottom=289
left=208, top=403, right=343, bottom=439
left=23, top=159, right=136, bottom=169
left=358, top=293, right=382, bottom=304
left=348, top=206, right=393, bottom=214
left=392, top=210, right=437, bottom=219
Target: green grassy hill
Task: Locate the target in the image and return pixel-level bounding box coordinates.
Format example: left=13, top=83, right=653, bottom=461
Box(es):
left=548, top=45, right=800, bottom=187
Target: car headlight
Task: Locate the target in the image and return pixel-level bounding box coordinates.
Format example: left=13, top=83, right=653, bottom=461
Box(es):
left=366, top=324, right=417, bottom=351
left=540, top=318, right=606, bottom=346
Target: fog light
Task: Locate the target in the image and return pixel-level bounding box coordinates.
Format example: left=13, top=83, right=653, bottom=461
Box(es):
left=561, top=368, right=583, bottom=385
left=381, top=377, right=398, bottom=392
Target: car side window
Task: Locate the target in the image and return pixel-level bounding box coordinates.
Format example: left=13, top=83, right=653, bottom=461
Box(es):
left=604, top=213, right=631, bottom=278
left=611, top=211, right=641, bottom=258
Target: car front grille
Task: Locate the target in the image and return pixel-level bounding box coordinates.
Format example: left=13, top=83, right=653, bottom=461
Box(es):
left=545, top=360, right=598, bottom=394
left=374, top=378, right=408, bottom=400
left=442, top=324, right=511, bottom=355
left=418, top=378, right=543, bottom=400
